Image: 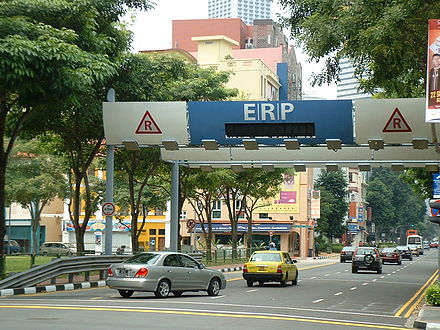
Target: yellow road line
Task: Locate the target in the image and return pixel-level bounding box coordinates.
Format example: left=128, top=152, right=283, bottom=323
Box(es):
left=394, top=269, right=439, bottom=317
left=0, top=305, right=408, bottom=329
left=227, top=262, right=338, bottom=282
left=403, top=273, right=439, bottom=318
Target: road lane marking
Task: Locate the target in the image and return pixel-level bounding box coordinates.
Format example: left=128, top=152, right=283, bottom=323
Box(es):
left=336, top=272, right=340, bottom=274
left=362, top=283, right=368, bottom=286
left=380, top=276, right=385, bottom=278
left=310, top=276, right=317, bottom=279
left=334, top=292, right=342, bottom=296
left=373, top=279, right=378, bottom=282
left=0, top=304, right=409, bottom=329
left=403, top=273, right=439, bottom=318
left=210, top=295, right=225, bottom=299
left=350, top=287, right=357, bottom=290
left=394, top=269, right=439, bottom=317
left=246, top=290, right=258, bottom=293
left=313, top=299, right=323, bottom=303
left=324, top=274, right=330, bottom=277
left=90, top=297, right=102, bottom=300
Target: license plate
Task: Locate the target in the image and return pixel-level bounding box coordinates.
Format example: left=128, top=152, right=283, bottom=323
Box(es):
left=258, top=266, right=266, bottom=271
left=119, top=269, right=129, bottom=277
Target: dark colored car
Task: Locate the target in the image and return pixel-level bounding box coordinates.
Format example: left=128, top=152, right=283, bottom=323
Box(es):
left=340, top=246, right=355, bottom=263
left=396, top=245, right=413, bottom=260
left=380, top=247, right=402, bottom=265
left=430, top=242, right=438, bottom=248
left=352, top=247, right=382, bottom=274
left=3, top=240, right=22, bottom=254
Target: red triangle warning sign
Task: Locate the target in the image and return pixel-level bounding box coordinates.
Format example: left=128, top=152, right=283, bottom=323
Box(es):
left=382, top=108, right=412, bottom=132
left=135, top=111, right=162, bottom=134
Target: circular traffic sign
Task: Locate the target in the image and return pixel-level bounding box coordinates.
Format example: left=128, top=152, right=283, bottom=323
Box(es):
left=186, top=219, right=196, bottom=229
left=430, top=199, right=440, bottom=217
left=102, top=202, right=116, bottom=216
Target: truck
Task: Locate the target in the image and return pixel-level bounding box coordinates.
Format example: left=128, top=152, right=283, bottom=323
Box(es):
left=407, top=234, right=423, bottom=256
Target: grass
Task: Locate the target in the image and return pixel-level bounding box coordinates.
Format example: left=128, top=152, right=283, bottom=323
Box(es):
left=5, top=255, right=54, bottom=275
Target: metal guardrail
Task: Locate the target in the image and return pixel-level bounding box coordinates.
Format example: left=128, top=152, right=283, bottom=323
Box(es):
left=0, top=253, right=203, bottom=289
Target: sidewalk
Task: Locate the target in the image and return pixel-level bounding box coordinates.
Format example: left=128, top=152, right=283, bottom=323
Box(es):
left=413, top=305, right=440, bottom=329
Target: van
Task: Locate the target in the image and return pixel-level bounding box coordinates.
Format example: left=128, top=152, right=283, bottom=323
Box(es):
left=40, top=242, right=76, bottom=256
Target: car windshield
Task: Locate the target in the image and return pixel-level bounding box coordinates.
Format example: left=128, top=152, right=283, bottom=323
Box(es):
left=250, top=253, right=281, bottom=262
left=355, top=248, right=375, bottom=255
left=382, top=248, right=396, bottom=252
left=124, top=253, right=160, bottom=265
left=396, top=246, right=409, bottom=250
left=342, top=247, right=355, bottom=251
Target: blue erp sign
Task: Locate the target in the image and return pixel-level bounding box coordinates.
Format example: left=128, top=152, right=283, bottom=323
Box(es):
left=187, top=100, right=353, bottom=145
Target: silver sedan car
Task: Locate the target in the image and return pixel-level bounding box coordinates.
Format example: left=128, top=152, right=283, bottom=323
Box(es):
left=107, top=251, right=226, bottom=298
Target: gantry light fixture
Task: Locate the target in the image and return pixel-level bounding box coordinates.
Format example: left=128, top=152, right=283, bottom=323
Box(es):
left=262, top=164, right=275, bottom=172
left=162, top=140, right=179, bottom=151
left=391, top=163, right=405, bottom=171
left=284, top=138, right=300, bottom=150
left=243, top=139, right=259, bottom=150
left=202, top=139, right=219, bottom=150
left=325, top=163, right=339, bottom=171
left=200, top=165, right=213, bottom=172
left=425, top=163, right=439, bottom=172
left=231, top=164, right=244, bottom=172
left=293, top=164, right=306, bottom=172
left=358, top=163, right=371, bottom=172
left=326, top=139, right=342, bottom=150
left=412, top=138, right=429, bottom=150
left=368, top=138, right=384, bottom=150
left=122, top=140, right=140, bottom=151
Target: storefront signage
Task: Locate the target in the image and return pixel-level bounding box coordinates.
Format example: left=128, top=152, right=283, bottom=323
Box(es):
left=195, top=223, right=292, bottom=233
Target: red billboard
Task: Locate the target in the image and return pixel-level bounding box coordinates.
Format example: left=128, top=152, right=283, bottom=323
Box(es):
left=426, top=19, right=440, bottom=122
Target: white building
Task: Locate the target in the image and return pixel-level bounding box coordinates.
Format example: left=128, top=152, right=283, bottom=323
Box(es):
left=337, top=58, right=371, bottom=100
left=208, top=0, right=272, bottom=25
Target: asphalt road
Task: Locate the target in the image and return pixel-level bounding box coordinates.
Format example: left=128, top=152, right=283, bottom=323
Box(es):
left=0, top=249, right=438, bottom=330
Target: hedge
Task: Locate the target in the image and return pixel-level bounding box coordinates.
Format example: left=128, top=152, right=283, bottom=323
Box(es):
left=426, top=284, right=440, bottom=306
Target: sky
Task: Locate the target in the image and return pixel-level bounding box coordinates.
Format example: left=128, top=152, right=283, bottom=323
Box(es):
left=125, top=0, right=337, bottom=99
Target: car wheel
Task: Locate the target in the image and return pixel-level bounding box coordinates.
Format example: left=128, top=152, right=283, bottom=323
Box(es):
left=280, top=273, right=287, bottom=287
left=154, top=279, right=170, bottom=298
left=207, top=278, right=221, bottom=296
left=398, top=260, right=402, bottom=265
left=173, top=291, right=183, bottom=297
left=377, top=268, right=382, bottom=274
left=340, top=259, right=345, bottom=263
left=292, top=271, right=298, bottom=286
left=246, top=280, right=253, bottom=287
left=118, top=289, right=134, bottom=298
left=352, top=267, right=358, bottom=273
left=258, top=281, right=264, bottom=286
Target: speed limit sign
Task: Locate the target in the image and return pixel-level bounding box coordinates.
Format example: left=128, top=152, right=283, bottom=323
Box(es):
left=102, top=202, right=116, bottom=216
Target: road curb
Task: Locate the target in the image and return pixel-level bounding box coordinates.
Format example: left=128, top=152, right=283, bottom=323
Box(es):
left=219, top=267, right=243, bottom=272
left=312, top=255, right=338, bottom=260
left=0, top=280, right=107, bottom=297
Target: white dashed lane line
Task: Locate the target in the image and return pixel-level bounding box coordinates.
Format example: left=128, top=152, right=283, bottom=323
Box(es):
left=350, top=287, right=357, bottom=290
left=313, top=299, right=324, bottom=303
left=334, top=292, right=343, bottom=296
left=310, top=276, right=317, bottom=279
left=362, top=283, right=368, bottom=286
left=246, top=289, right=258, bottom=293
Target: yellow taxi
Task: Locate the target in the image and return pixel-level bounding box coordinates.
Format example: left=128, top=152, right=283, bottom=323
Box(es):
left=242, top=250, right=298, bottom=287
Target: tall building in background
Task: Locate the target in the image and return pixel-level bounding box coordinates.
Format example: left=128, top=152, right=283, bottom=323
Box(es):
left=208, top=0, right=272, bottom=25
left=337, top=58, right=371, bottom=99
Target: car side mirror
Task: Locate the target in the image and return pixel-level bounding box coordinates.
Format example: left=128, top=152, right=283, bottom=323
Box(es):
left=292, top=259, right=297, bottom=263
left=198, top=263, right=206, bottom=269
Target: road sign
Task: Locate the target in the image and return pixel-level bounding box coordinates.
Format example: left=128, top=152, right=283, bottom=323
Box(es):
left=135, top=111, right=162, bottom=134
left=188, top=100, right=353, bottom=145
left=186, top=219, right=196, bottom=229
left=382, top=108, right=412, bottom=132
left=433, top=174, right=440, bottom=198
left=102, top=202, right=116, bottom=216
left=429, top=199, right=440, bottom=225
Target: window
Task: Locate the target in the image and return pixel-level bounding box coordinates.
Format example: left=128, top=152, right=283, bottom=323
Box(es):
left=180, top=210, right=187, bottom=220
left=212, top=200, right=221, bottom=219
left=163, top=254, right=183, bottom=267
left=259, top=213, right=269, bottom=219
left=155, top=209, right=164, bottom=216
left=149, top=229, right=156, bottom=235
left=159, top=229, right=165, bottom=235
left=179, top=255, right=199, bottom=268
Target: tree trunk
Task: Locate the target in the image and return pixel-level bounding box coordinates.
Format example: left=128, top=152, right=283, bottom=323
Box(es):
left=0, top=99, right=8, bottom=275
left=246, top=215, right=253, bottom=259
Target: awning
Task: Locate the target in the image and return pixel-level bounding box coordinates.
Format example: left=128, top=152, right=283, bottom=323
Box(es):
left=195, top=223, right=292, bottom=233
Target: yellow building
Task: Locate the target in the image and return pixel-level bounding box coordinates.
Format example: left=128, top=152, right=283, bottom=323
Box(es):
left=192, top=35, right=281, bottom=100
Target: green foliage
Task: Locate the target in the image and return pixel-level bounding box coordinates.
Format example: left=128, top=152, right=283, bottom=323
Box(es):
left=314, top=170, right=348, bottom=239
left=278, top=0, right=440, bottom=97
left=425, top=284, right=440, bottom=306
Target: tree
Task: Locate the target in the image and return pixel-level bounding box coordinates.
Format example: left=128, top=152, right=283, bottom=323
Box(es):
left=5, top=139, right=67, bottom=258
left=109, top=52, right=238, bottom=252
left=278, top=0, right=440, bottom=97
left=1, top=0, right=154, bottom=256
left=314, top=170, right=348, bottom=240
left=366, top=179, right=395, bottom=241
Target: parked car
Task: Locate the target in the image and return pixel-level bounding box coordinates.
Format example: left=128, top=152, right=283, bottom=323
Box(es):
left=380, top=247, right=402, bottom=265
left=352, top=247, right=382, bottom=274
left=429, top=241, right=438, bottom=248
left=242, top=250, right=298, bottom=287
left=107, top=251, right=226, bottom=298
left=3, top=240, right=22, bottom=254
left=340, top=246, right=355, bottom=263
left=396, top=245, right=413, bottom=260
left=40, top=242, right=76, bottom=256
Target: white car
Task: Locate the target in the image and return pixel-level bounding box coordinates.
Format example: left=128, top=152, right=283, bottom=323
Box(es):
left=40, top=242, right=76, bottom=256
